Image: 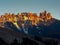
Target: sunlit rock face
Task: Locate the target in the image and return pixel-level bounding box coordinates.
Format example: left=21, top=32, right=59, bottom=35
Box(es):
left=12, top=22, right=20, bottom=30
left=0, top=11, right=53, bottom=27
left=1, top=11, right=60, bottom=40
left=39, top=11, right=52, bottom=22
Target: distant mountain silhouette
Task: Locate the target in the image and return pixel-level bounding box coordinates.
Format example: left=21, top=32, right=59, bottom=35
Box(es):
left=28, top=18, right=60, bottom=39
left=0, top=11, right=60, bottom=45
left=39, top=18, right=60, bottom=39
left=0, top=18, right=60, bottom=45
left=3, top=18, right=60, bottom=39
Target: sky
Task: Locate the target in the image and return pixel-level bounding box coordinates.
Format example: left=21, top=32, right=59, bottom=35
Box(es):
left=0, top=0, right=60, bottom=20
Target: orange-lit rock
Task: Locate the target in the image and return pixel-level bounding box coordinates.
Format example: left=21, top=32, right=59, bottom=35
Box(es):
left=40, top=11, right=52, bottom=22
left=0, top=18, right=3, bottom=22
left=0, top=11, right=53, bottom=26
left=47, top=13, right=52, bottom=20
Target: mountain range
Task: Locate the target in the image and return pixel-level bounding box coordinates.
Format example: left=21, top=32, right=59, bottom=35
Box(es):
left=0, top=11, right=60, bottom=45
left=2, top=17, right=60, bottom=40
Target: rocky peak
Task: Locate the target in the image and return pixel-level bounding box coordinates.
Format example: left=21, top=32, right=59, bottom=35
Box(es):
left=40, top=11, right=52, bottom=22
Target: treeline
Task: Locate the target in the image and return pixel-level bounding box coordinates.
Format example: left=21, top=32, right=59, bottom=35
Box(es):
left=0, top=37, right=59, bottom=45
